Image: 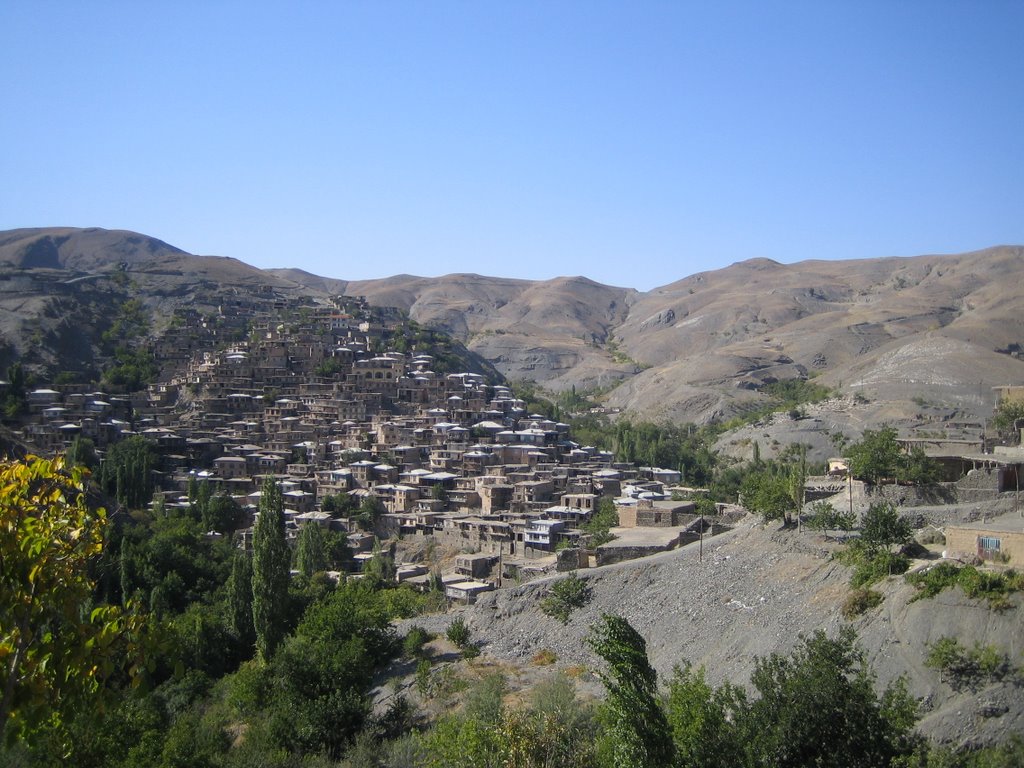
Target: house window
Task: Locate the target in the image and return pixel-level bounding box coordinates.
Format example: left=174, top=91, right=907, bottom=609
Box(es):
left=978, top=536, right=1001, bottom=557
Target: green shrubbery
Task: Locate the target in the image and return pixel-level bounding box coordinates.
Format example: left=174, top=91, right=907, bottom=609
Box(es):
left=838, top=544, right=911, bottom=588
left=907, top=564, right=1024, bottom=610
left=582, top=498, right=619, bottom=546
left=925, top=636, right=1018, bottom=690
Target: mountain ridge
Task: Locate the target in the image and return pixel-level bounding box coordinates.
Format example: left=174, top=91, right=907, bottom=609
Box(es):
left=3, top=227, right=1022, bottom=434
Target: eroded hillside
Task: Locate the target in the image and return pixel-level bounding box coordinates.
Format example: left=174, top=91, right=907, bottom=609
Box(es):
left=403, top=511, right=1024, bottom=749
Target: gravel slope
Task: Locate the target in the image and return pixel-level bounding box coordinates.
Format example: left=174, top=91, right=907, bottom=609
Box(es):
left=405, top=514, right=1024, bottom=747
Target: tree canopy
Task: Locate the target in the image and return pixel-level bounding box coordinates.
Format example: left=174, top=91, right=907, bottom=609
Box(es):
left=587, top=613, right=674, bottom=767
left=251, top=477, right=290, bottom=661
left=98, top=435, right=158, bottom=509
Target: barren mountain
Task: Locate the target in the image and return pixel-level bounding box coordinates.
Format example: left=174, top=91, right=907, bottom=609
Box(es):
left=278, top=246, right=1024, bottom=428
left=4, top=227, right=1023, bottom=434
left=0, top=227, right=191, bottom=271
left=605, top=250, right=1024, bottom=424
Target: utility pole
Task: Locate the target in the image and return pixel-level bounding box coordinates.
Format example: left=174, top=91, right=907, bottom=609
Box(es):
left=699, top=502, right=704, bottom=562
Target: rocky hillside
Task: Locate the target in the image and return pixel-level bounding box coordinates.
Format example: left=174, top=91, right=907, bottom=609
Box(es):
left=403, top=505, right=1024, bottom=750
left=277, top=246, right=1024, bottom=429
left=0, top=228, right=474, bottom=382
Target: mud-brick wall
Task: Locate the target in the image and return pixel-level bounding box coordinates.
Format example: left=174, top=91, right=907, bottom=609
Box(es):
left=946, top=526, right=1024, bottom=565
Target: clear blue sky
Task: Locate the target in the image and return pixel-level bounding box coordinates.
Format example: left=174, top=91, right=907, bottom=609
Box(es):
left=2, top=2, right=1021, bottom=290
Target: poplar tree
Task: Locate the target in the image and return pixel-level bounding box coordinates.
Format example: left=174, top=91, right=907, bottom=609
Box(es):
left=99, top=435, right=156, bottom=509
left=295, top=521, right=327, bottom=577
left=587, top=614, right=674, bottom=768
left=252, top=477, right=290, bottom=661
left=227, top=550, right=255, bottom=650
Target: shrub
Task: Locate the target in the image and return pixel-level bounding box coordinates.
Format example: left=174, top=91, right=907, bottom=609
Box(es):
left=907, top=564, right=1024, bottom=609
left=842, top=588, right=883, bottom=618
left=415, top=658, right=432, bottom=696
left=540, top=572, right=592, bottom=624
left=925, top=636, right=1017, bottom=690
left=403, top=625, right=431, bottom=659
left=838, top=543, right=910, bottom=588
left=446, top=616, right=471, bottom=648
left=379, top=585, right=432, bottom=620
left=532, top=648, right=558, bottom=666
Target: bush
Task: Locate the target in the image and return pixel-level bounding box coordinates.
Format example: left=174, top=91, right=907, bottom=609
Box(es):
left=838, top=543, right=910, bottom=588
left=532, top=648, right=558, bottom=666
left=925, top=636, right=1017, bottom=690
left=540, top=572, right=592, bottom=624
left=446, top=616, right=471, bottom=648
left=403, top=625, right=431, bottom=659
left=378, top=585, right=432, bottom=619
left=415, top=658, right=432, bottom=697
left=842, top=588, right=883, bottom=618
left=907, top=564, right=1024, bottom=609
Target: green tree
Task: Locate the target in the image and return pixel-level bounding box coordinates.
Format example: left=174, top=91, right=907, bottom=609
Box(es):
left=252, top=477, right=290, bottom=661
left=540, top=572, right=592, bottom=624
left=737, top=627, right=919, bottom=767
left=992, top=398, right=1024, bottom=434
left=587, top=614, right=674, bottom=768
left=2, top=363, right=28, bottom=420
left=847, top=426, right=902, bottom=485
left=898, top=446, right=941, bottom=486
left=363, top=538, right=396, bottom=586
left=356, top=495, right=385, bottom=531
left=117, top=510, right=233, bottom=615
left=227, top=551, right=255, bottom=651
left=584, top=498, right=620, bottom=546
left=860, top=501, right=912, bottom=554
left=193, top=479, right=212, bottom=521
left=446, top=616, right=472, bottom=648
left=807, top=501, right=856, bottom=540
left=202, top=492, right=244, bottom=534
left=740, top=467, right=794, bottom=525
left=0, top=455, right=148, bottom=747
left=665, top=663, right=743, bottom=768
left=295, top=522, right=328, bottom=577
left=99, top=435, right=158, bottom=509
left=261, top=581, right=395, bottom=757
left=65, top=435, right=98, bottom=470
left=431, top=482, right=449, bottom=503
left=324, top=529, right=352, bottom=570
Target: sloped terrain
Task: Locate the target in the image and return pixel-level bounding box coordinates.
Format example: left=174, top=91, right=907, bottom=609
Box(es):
left=404, top=515, right=1024, bottom=749
left=0, top=227, right=186, bottom=270
left=0, top=228, right=331, bottom=374
left=603, top=249, right=1024, bottom=424
left=332, top=273, right=640, bottom=391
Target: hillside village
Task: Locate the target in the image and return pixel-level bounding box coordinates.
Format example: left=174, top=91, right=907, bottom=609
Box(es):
left=6, top=285, right=1024, bottom=606
left=3, top=291, right=729, bottom=601
left=4, top=274, right=1024, bottom=763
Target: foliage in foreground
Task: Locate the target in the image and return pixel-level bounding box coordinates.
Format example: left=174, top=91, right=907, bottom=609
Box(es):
left=0, top=456, right=149, bottom=749
left=409, top=617, right=925, bottom=768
